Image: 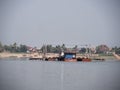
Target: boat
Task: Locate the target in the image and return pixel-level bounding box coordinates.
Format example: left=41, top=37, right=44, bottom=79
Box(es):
left=29, top=57, right=43, bottom=60
left=58, top=52, right=91, bottom=62
left=77, top=57, right=91, bottom=62
left=64, top=52, right=77, bottom=62
left=93, top=58, right=105, bottom=61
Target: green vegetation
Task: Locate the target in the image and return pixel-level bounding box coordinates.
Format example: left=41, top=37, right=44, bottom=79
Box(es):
left=112, top=46, right=120, bottom=54
left=0, top=42, right=3, bottom=52
left=41, top=44, right=67, bottom=53
left=0, top=42, right=27, bottom=53
left=0, top=41, right=120, bottom=54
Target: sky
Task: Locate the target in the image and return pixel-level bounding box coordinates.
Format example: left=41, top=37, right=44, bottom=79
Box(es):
left=0, top=0, right=120, bottom=48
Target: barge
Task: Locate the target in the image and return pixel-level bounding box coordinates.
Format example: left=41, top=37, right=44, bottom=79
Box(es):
left=29, top=52, right=92, bottom=62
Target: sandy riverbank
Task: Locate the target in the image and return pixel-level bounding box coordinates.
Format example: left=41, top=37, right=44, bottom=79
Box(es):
left=112, top=52, right=120, bottom=60
left=0, top=52, right=29, bottom=58
left=0, top=52, right=59, bottom=59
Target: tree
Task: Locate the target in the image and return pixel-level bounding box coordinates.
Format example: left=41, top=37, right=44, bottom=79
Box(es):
left=41, top=45, right=47, bottom=53
left=112, top=46, right=120, bottom=54
left=61, top=44, right=67, bottom=51
left=46, top=45, right=53, bottom=53
left=79, top=48, right=86, bottom=54
left=0, top=42, right=3, bottom=52
left=19, top=44, right=27, bottom=52
left=73, top=45, right=78, bottom=49
left=12, top=42, right=17, bottom=52
left=72, top=45, right=78, bottom=52
left=55, top=45, right=62, bottom=53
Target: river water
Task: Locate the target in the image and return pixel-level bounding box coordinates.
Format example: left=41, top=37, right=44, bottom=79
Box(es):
left=0, top=59, right=120, bottom=90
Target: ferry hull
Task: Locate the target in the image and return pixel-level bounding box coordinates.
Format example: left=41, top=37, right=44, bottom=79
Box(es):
left=64, top=59, right=77, bottom=62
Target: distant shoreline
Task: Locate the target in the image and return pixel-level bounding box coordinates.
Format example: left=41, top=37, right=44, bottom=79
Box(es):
left=0, top=52, right=59, bottom=59
left=0, top=52, right=116, bottom=60
left=0, top=52, right=29, bottom=58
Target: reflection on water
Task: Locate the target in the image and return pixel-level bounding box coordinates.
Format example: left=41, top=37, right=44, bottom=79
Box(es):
left=0, top=59, right=120, bottom=90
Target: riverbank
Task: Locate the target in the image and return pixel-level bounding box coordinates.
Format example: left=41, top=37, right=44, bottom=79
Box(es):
left=112, top=52, right=120, bottom=60
left=0, top=52, right=59, bottom=59
left=0, top=52, right=116, bottom=60
left=0, top=52, right=29, bottom=58
left=76, top=54, right=115, bottom=60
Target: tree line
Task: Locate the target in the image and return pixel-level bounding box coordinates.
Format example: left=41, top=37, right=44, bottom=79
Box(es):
left=0, top=42, right=27, bottom=53
left=0, top=42, right=120, bottom=54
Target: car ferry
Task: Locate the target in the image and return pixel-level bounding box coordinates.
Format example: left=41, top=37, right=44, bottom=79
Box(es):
left=58, top=52, right=91, bottom=62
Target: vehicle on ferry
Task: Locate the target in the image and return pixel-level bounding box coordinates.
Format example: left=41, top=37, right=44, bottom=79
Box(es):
left=58, top=52, right=91, bottom=62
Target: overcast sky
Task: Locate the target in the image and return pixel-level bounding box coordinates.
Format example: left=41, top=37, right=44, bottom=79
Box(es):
left=0, top=0, right=120, bottom=47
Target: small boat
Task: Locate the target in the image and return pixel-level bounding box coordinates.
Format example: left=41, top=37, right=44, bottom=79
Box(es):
left=77, top=57, right=91, bottom=62
left=93, top=58, right=105, bottom=61
left=29, top=57, right=43, bottom=60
